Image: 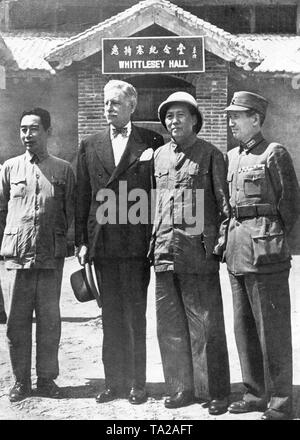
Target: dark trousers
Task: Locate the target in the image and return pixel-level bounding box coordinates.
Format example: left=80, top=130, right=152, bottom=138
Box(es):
left=94, top=258, right=150, bottom=391
left=0, top=282, right=5, bottom=313
left=229, top=270, right=292, bottom=413
left=6, top=262, right=64, bottom=383
left=155, top=271, right=230, bottom=400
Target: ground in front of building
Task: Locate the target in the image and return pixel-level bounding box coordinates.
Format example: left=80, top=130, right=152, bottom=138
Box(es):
left=0, top=256, right=300, bottom=420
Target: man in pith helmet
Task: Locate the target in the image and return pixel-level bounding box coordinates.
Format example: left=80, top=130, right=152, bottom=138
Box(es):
left=150, top=91, right=230, bottom=415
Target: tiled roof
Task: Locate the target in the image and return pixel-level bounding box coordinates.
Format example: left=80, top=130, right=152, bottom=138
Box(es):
left=237, top=34, right=300, bottom=74
left=1, top=2, right=300, bottom=76
left=45, top=0, right=263, bottom=71
left=0, top=31, right=73, bottom=74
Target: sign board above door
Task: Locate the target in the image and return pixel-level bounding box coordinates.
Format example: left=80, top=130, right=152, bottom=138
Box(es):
left=102, top=36, right=205, bottom=74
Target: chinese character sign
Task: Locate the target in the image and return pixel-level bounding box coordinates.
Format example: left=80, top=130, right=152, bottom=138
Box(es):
left=102, top=37, right=205, bottom=74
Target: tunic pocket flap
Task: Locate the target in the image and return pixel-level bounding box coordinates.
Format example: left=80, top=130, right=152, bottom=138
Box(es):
left=198, top=168, right=209, bottom=175
left=51, top=177, right=66, bottom=186
left=189, top=163, right=208, bottom=176
left=4, top=226, right=18, bottom=235
left=244, top=168, right=265, bottom=181
left=252, top=232, right=284, bottom=240
left=244, top=169, right=265, bottom=197
left=154, top=169, right=169, bottom=178
left=251, top=231, right=289, bottom=266
left=11, top=178, right=26, bottom=184
left=10, top=178, right=26, bottom=197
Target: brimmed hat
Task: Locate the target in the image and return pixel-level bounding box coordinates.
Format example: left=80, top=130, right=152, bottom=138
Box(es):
left=225, top=91, right=268, bottom=115
left=70, top=263, right=102, bottom=308
left=158, top=91, right=203, bottom=133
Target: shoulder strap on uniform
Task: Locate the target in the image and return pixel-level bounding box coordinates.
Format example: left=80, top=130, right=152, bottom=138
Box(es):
left=266, top=141, right=283, bottom=152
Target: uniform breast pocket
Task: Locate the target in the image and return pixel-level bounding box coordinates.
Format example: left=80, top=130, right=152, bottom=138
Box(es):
left=51, top=177, right=66, bottom=199
left=154, top=169, right=169, bottom=189
left=10, top=179, right=26, bottom=198
left=243, top=168, right=266, bottom=197
left=0, top=226, right=18, bottom=257
left=189, top=163, right=208, bottom=188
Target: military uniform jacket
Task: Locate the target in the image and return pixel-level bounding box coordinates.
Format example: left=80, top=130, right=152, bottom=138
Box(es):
left=75, top=125, right=164, bottom=260
left=226, top=132, right=300, bottom=275
left=151, top=137, right=230, bottom=274
left=0, top=152, right=75, bottom=269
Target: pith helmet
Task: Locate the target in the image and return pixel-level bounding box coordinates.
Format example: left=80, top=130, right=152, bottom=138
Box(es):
left=225, top=91, right=268, bottom=116
left=158, top=91, right=203, bottom=133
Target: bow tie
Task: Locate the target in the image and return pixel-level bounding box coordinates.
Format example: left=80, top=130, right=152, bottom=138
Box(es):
left=112, top=126, right=128, bottom=138
left=30, top=154, right=39, bottom=164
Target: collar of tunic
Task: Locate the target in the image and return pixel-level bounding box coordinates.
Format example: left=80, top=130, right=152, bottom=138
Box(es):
left=170, top=134, right=198, bottom=153
left=239, top=132, right=264, bottom=154
left=25, top=149, right=49, bottom=164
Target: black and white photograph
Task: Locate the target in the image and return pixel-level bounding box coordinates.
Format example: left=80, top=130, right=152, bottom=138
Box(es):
left=0, top=0, right=300, bottom=424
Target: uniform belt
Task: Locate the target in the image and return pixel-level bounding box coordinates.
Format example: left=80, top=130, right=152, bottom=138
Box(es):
left=231, top=204, right=278, bottom=219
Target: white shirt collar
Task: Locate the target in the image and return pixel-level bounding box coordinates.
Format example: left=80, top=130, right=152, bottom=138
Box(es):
left=110, top=121, right=132, bottom=167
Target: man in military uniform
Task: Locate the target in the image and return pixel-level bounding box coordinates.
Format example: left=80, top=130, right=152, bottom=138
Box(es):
left=0, top=108, right=75, bottom=402
left=0, top=163, right=7, bottom=325
left=150, top=92, right=230, bottom=415
left=225, top=91, right=300, bottom=420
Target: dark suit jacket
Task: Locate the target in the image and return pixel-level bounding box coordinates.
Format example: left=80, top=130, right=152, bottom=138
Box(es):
left=75, top=124, right=164, bottom=260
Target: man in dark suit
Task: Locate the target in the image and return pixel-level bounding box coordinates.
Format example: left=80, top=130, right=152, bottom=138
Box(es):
left=75, top=80, right=164, bottom=405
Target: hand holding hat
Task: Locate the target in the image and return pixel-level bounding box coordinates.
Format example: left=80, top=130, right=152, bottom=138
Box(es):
left=70, top=262, right=102, bottom=308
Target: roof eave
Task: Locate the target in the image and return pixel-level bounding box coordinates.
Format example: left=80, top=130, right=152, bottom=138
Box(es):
left=45, top=0, right=263, bottom=72
left=0, top=34, right=19, bottom=70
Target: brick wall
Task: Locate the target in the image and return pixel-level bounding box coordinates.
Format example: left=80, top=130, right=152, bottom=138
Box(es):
left=78, top=51, right=228, bottom=151
left=196, top=51, right=228, bottom=153
left=0, top=70, right=78, bottom=165
left=78, top=54, right=108, bottom=141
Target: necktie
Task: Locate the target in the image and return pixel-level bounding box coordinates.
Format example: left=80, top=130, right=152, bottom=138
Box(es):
left=112, top=126, right=128, bottom=138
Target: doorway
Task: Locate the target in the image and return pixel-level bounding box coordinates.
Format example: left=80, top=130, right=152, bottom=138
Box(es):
left=126, top=74, right=195, bottom=140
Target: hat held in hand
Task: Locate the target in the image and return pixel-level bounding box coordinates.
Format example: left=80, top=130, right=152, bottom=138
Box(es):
left=70, top=263, right=102, bottom=308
